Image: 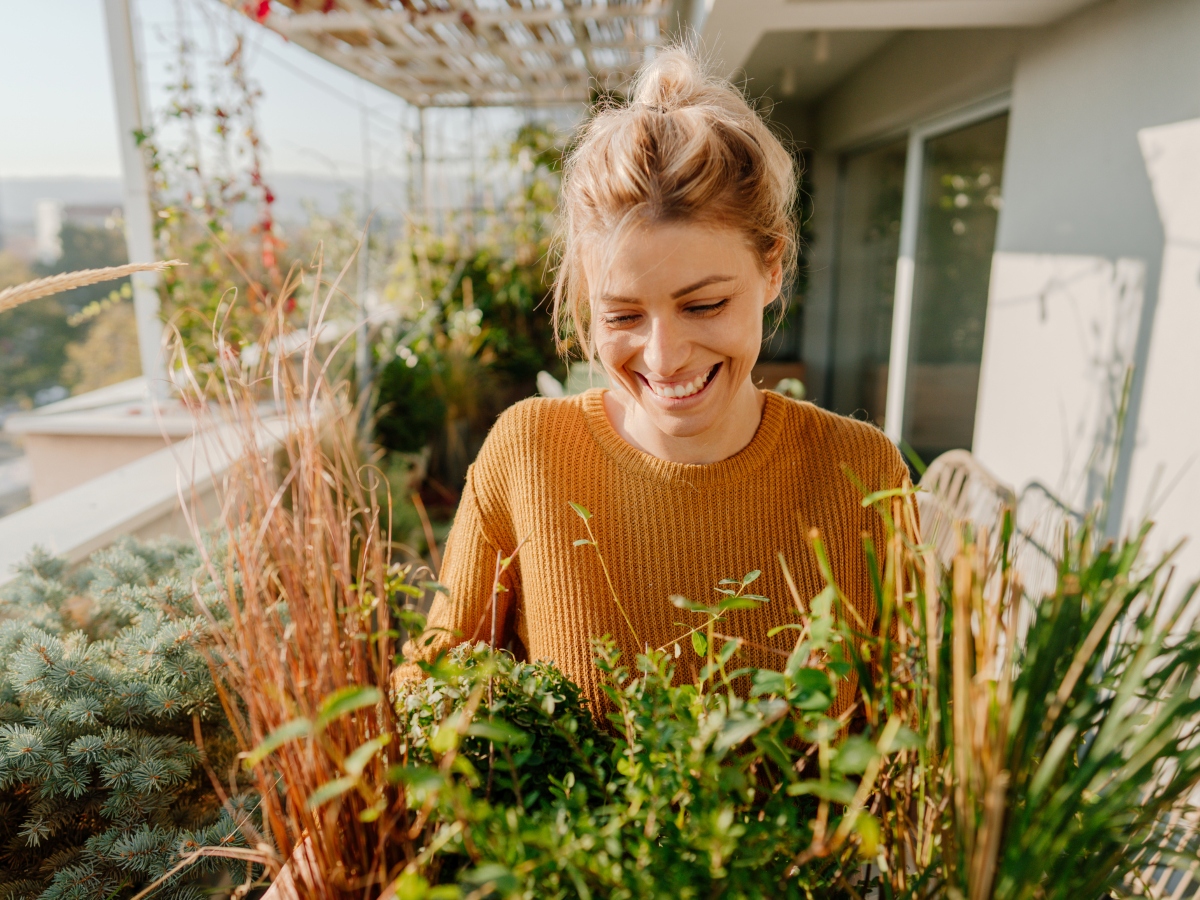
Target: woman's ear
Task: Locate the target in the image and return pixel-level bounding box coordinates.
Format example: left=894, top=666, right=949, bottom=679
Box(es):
left=763, top=258, right=784, bottom=308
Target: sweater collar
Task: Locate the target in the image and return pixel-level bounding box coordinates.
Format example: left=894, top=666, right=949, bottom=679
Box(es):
left=579, top=388, right=789, bottom=487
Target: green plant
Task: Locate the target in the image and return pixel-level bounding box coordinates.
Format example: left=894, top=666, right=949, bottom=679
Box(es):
left=931, top=521, right=1200, bottom=900
left=380, top=497, right=1200, bottom=900
left=0, top=539, right=254, bottom=900
left=388, top=515, right=911, bottom=899
left=374, top=124, right=565, bottom=489
left=395, top=643, right=610, bottom=814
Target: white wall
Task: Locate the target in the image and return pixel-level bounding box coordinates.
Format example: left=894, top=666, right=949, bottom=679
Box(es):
left=973, top=0, right=1200, bottom=577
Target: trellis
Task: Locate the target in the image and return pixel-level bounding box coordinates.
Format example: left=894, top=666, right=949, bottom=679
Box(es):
left=224, top=0, right=667, bottom=107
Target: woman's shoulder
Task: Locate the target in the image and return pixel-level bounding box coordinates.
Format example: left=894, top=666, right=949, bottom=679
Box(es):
left=471, top=392, right=592, bottom=480
left=774, top=396, right=909, bottom=486
left=487, top=392, right=590, bottom=448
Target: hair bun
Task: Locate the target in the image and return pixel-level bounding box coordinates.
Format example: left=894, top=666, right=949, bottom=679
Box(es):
left=630, top=47, right=711, bottom=111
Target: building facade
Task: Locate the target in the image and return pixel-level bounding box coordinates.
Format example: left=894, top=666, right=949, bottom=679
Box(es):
left=704, top=0, right=1200, bottom=579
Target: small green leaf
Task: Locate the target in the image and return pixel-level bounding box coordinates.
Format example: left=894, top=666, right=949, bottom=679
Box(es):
left=568, top=501, right=592, bottom=520
left=890, top=726, right=922, bottom=752
left=387, top=764, right=443, bottom=791
left=717, top=637, right=741, bottom=666
left=671, top=595, right=712, bottom=614
left=316, top=685, right=381, bottom=729
left=467, top=720, right=529, bottom=745
left=741, top=570, right=762, bottom=586
left=787, top=780, right=857, bottom=803
left=791, top=668, right=835, bottom=711
left=358, top=797, right=387, bottom=823
left=573, top=538, right=592, bottom=547
left=430, top=723, right=459, bottom=755
left=462, top=863, right=518, bottom=892
left=714, top=715, right=767, bottom=752
left=307, top=775, right=358, bottom=809
left=344, top=734, right=391, bottom=777
left=860, top=486, right=911, bottom=507
left=855, top=812, right=882, bottom=857
left=243, top=718, right=312, bottom=769
left=717, top=596, right=764, bottom=614
left=767, top=623, right=805, bottom=638
left=751, top=670, right=789, bottom=697
left=833, top=735, right=878, bottom=775
left=420, top=581, right=450, bottom=593
left=718, top=578, right=741, bottom=585
left=692, top=631, right=708, bottom=657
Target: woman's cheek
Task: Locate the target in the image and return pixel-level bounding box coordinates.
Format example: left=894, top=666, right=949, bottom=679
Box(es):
left=595, top=331, right=638, bottom=386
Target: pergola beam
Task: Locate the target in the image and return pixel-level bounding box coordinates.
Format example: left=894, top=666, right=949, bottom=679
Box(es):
left=279, top=3, right=665, bottom=33
left=228, top=1, right=663, bottom=107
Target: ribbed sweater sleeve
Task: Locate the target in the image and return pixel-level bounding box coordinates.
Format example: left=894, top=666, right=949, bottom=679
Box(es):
left=395, top=454, right=518, bottom=682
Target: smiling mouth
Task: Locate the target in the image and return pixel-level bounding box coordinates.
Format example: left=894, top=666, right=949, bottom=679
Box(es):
left=640, top=363, right=721, bottom=401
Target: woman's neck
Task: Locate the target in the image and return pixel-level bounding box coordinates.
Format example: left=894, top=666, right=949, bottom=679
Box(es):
left=601, top=378, right=766, bottom=465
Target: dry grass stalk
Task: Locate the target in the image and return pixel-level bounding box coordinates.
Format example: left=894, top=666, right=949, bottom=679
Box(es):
left=176, top=247, right=415, bottom=897
left=0, top=259, right=185, bottom=314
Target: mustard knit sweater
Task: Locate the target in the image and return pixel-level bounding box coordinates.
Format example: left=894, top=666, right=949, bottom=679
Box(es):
left=397, top=389, right=911, bottom=718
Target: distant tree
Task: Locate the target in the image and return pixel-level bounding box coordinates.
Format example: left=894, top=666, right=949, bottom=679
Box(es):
left=0, top=253, right=71, bottom=408
left=33, top=222, right=131, bottom=314
left=0, top=222, right=135, bottom=407
left=60, top=302, right=141, bottom=395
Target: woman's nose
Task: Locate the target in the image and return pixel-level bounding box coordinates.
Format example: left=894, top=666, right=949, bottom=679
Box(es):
left=642, top=315, right=690, bottom=376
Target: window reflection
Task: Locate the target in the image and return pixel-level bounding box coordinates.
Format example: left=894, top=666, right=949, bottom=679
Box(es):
left=828, top=139, right=907, bottom=427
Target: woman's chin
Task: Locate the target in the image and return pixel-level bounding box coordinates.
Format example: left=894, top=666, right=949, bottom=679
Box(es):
left=637, top=388, right=727, bottom=438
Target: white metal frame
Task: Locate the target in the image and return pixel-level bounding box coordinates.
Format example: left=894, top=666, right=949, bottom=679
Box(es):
left=883, top=92, right=1012, bottom=443
left=102, top=0, right=168, bottom=400
left=227, top=1, right=668, bottom=108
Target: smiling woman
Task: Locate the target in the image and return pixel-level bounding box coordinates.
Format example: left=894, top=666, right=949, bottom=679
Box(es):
left=394, top=47, right=914, bottom=717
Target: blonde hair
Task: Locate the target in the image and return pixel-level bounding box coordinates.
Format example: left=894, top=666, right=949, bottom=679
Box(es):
left=551, top=46, right=798, bottom=358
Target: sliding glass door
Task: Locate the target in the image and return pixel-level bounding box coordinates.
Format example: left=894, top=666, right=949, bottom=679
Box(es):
left=902, top=113, right=1008, bottom=462
left=827, top=102, right=1009, bottom=466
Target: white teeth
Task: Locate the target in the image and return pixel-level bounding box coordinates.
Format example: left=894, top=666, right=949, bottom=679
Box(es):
left=648, top=366, right=715, bottom=400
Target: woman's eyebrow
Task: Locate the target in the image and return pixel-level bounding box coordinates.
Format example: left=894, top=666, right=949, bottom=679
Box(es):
left=598, top=275, right=734, bottom=305
left=670, top=275, right=734, bottom=298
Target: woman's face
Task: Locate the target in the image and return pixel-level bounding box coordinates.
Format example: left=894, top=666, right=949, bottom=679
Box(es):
left=590, top=220, right=782, bottom=441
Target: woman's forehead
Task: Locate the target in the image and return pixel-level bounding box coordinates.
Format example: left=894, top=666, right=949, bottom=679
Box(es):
left=586, top=222, right=757, bottom=298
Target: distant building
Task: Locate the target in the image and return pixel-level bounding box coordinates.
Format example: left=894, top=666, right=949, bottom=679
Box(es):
left=31, top=199, right=123, bottom=264
left=34, top=199, right=63, bottom=264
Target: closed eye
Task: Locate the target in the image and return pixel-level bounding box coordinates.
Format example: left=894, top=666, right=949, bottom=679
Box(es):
left=685, top=298, right=729, bottom=316
left=602, top=312, right=641, bottom=325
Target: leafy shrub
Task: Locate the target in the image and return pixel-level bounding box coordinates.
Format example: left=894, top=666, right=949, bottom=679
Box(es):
left=395, top=643, right=611, bottom=813
left=0, top=540, right=252, bottom=900
left=381, top=506, right=1200, bottom=900
left=390, top=567, right=897, bottom=900
left=375, top=357, right=447, bottom=455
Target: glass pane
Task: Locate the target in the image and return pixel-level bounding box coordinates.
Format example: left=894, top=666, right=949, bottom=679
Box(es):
left=828, top=138, right=907, bottom=426
left=903, top=113, right=1008, bottom=462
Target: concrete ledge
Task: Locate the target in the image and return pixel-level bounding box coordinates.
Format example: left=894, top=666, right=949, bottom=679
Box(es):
left=0, top=421, right=282, bottom=589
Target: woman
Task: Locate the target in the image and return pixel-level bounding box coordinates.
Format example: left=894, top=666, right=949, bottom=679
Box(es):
left=397, top=49, right=910, bottom=719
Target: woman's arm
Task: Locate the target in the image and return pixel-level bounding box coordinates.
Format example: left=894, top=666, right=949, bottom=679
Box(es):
left=392, top=468, right=518, bottom=688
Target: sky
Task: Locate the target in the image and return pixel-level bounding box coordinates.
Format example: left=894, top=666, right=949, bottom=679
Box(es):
left=1, top=0, right=123, bottom=178
left=0, top=0, right=412, bottom=181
